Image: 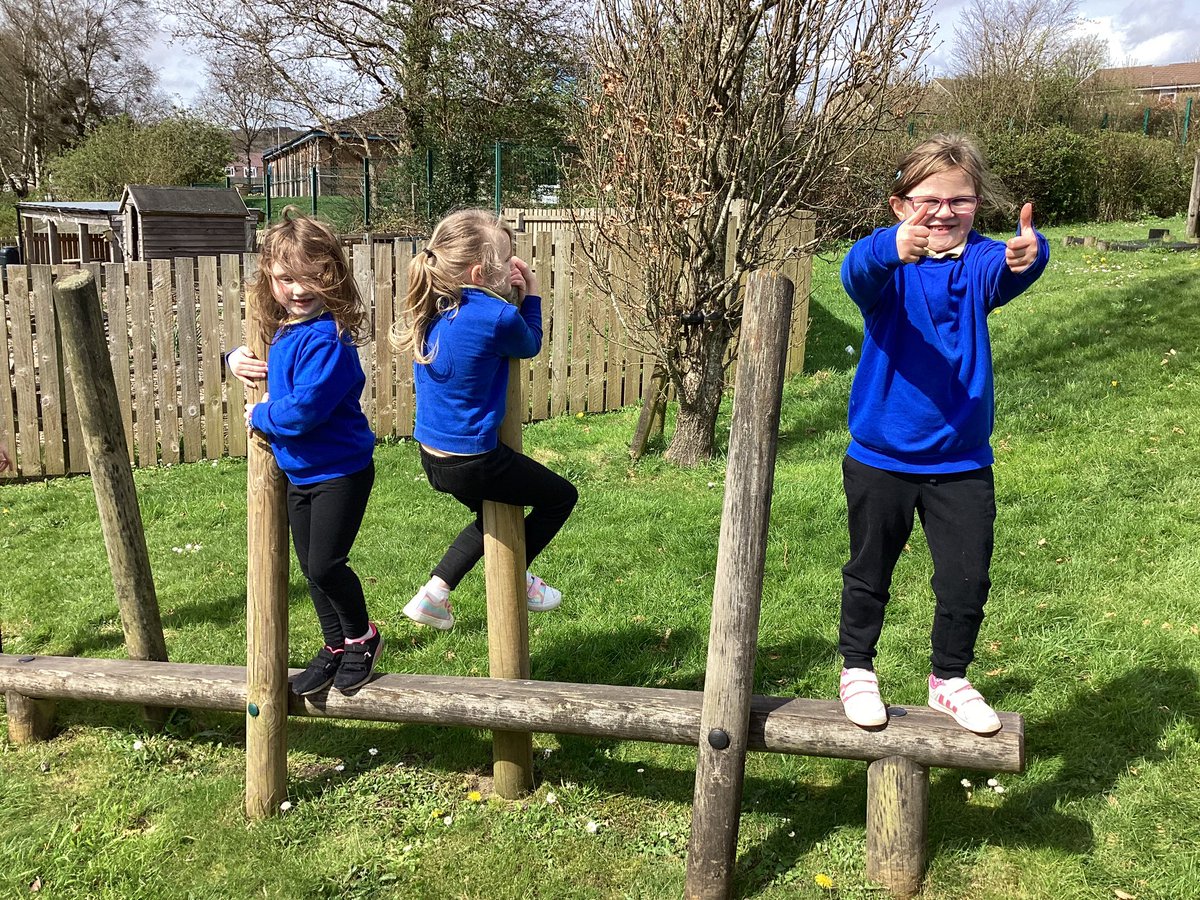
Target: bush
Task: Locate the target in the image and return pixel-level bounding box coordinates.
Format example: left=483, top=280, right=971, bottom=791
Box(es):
left=979, top=125, right=1101, bottom=228
left=1094, top=131, right=1190, bottom=221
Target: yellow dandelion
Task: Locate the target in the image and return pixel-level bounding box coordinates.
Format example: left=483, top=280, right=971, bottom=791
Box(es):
left=576, top=411, right=585, bottom=419
left=430, top=808, right=444, bottom=819
left=467, top=790, right=483, bottom=802
left=815, top=873, right=834, bottom=889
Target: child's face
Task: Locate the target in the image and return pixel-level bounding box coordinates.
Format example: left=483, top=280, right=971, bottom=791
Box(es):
left=269, top=262, right=325, bottom=318
left=890, top=167, right=978, bottom=255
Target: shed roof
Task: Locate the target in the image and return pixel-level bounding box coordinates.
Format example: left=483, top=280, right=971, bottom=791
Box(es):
left=17, top=201, right=121, bottom=215
left=119, top=186, right=249, bottom=217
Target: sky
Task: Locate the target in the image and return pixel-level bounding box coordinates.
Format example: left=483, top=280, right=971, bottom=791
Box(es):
left=145, top=0, right=1199, bottom=111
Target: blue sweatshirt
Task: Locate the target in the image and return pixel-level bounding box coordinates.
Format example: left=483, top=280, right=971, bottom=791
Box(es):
left=414, top=287, right=543, bottom=454
left=249, top=313, right=375, bottom=484
left=840, top=223, right=1049, bottom=473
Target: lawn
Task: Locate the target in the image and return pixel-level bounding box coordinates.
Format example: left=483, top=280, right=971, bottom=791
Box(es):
left=1, top=216, right=1198, bottom=899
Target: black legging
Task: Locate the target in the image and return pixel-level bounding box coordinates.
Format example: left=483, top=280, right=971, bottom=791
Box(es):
left=421, top=444, right=577, bottom=588
left=286, top=462, right=374, bottom=646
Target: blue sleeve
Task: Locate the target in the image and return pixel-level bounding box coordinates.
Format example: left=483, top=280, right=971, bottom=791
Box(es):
left=494, top=295, right=543, bottom=359
left=984, top=230, right=1050, bottom=311
left=251, top=339, right=358, bottom=437
left=841, top=226, right=902, bottom=314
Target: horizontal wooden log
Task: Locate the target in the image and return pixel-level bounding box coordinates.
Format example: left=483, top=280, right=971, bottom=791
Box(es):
left=0, top=654, right=1023, bottom=772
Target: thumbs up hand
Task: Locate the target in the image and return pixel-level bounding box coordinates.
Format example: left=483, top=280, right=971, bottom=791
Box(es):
left=896, top=205, right=933, bottom=264
left=1005, top=203, right=1040, bottom=274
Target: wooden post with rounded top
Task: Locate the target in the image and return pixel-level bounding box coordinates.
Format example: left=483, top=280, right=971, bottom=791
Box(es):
left=866, top=755, right=929, bottom=898
left=41, top=270, right=168, bottom=733
left=244, top=288, right=290, bottom=819
left=685, top=271, right=794, bottom=900
left=482, top=358, right=534, bottom=798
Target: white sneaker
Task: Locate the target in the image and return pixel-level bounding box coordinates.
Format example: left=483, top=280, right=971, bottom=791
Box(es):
left=928, top=675, right=1001, bottom=734
left=839, top=667, right=887, bottom=727
left=403, top=584, right=455, bottom=630
left=526, top=573, right=562, bottom=612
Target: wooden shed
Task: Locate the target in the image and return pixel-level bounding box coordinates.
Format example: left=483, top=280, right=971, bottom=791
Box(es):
left=15, top=200, right=122, bottom=264
left=119, top=186, right=258, bottom=261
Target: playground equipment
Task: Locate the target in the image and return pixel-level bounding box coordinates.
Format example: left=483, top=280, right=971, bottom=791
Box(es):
left=0, top=269, right=1024, bottom=899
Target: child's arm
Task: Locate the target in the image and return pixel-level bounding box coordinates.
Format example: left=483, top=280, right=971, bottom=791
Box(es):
left=840, top=212, right=928, bottom=312
left=248, top=341, right=358, bottom=437
left=226, top=345, right=268, bottom=389
left=986, top=203, right=1049, bottom=308
left=495, top=256, right=543, bottom=358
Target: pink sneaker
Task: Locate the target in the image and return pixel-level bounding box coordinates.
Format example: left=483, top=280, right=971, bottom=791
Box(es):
left=525, top=573, right=562, bottom=612
left=839, top=667, right=887, bottom=727
left=928, top=675, right=1001, bottom=734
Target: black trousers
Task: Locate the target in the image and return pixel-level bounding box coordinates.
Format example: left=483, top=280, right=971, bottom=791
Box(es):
left=839, top=455, right=995, bottom=679
left=286, top=462, right=374, bottom=647
left=421, top=444, right=578, bottom=589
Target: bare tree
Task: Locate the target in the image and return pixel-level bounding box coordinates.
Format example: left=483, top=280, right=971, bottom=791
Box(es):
left=947, top=0, right=1108, bottom=133
left=195, top=50, right=285, bottom=173
left=572, top=0, right=933, bottom=465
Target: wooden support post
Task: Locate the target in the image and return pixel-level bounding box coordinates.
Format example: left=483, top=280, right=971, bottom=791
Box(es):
left=866, top=756, right=930, bottom=898
left=244, top=303, right=290, bottom=819
left=685, top=272, right=794, bottom=900
left=47, top=220, right=61, bottom=264
left=4, top=691, right=56, bottom=743
left=77, top=223, right=91, bottom=264
left=483, top=358, right=534, bottom=798
left=1187, top=152, right=1200, bottom=240
left=51, top=271, right=169, bottom=731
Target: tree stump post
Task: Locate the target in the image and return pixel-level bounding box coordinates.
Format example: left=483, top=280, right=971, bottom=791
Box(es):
left=243, top=300, right=290, bottom=820
left=685, top=272, right=794, bottom=899
left=49, top=270, right=168, bottom=731
left=483, top=358, right=534, bottom=798
left=5, top=689, right=56, bottom=743
left=866, top=755, right=930, bottom=898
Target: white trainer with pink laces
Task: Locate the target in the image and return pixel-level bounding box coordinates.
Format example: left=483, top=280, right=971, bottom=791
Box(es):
left=525, top=573, right=562, bottom=612
left=839, top=667, right=887, bottom=727
left=928, top=675, right=1001, bottom=734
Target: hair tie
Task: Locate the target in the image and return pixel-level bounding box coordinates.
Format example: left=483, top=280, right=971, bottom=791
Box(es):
left=424, top=248, right=436, bottom=263
left=894, top=169, right=903, bottom=181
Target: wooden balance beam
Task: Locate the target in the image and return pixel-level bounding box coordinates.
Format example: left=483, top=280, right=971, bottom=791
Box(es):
left=0, top=653, right=1024, bottom=770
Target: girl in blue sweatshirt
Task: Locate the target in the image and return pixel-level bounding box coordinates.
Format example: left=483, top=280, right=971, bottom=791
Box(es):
left=392, top=209, right=577, bottom=631
left=837, top=134, right=1048, bottom=734
left=228, top=209, right=381, bottom=696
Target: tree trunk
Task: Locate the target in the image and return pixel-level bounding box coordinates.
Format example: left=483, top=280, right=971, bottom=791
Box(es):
left=665, top=326, right=729, bottom=466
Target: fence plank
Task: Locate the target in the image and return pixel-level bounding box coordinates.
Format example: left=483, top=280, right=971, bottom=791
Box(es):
left=531, top=231, right=552, bottom=421
left=128, top=263, right=155, bottom=466
left=352, top=245, right=375, bottom=427
left=515, top=231, right=536, bottom=423
left=587, top=288, right=604, bottom=413
left=394, top=242, right=415, bottom=438
left=31, top=266, right=65, bottom=475
left=550, top=232, right=570, bottom=418
left=605, top=294, right=624, bottom=411
left=103, top=262, right=135, bottom=462
left=8, top=268, right=41, bottom=476
left=152, top=259, right=180, bottom=465
left=176, top=258, right=202, bottom=462
left=223, top=255, right=247, bottom=458
left=373, top=243, right=394, bottom=438
left=198, top=257, right=224, bottom=457
left=1, top=267, right=22, bottom=478
left=569, top=241, right=587, bottom=414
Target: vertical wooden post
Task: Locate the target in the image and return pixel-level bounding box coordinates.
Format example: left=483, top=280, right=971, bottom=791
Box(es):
left=244, top=299, right=290, bottom=819
left=5, top=691, right=56, bottom=743
left=50, top=270, right=169, bottom=731
left=866, top=756, right=930, bottom=898
left=47, top=220, right=61, bottom=264
left=685, top=272, right=794, bottom=900
left=1186, top=152, right=1200, bottom=240
left=77, top=223, right=91, bottom=264
left=483, top=358, right=534, bottom=798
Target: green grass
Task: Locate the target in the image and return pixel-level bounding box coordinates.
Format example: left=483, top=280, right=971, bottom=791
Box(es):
left=244, top=195, right=366, bottom=232
left=2, top=215, right=1199, bottom=899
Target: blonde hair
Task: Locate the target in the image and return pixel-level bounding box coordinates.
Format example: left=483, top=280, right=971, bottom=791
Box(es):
left=248, top=207, right=367, bottom=347
left=892, top=133, right=1008, bottom=213
left=391, top=208, right=515, bottom=364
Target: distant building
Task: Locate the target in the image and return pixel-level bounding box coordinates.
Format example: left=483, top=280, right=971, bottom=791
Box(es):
left=118, top=186, right=257, bottom=261
left=1093, top=62, right=1200, bottom=103
left=261, top=109, right=405, bottom=198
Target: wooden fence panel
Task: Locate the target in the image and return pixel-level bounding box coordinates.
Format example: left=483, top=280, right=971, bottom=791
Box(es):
left=8, top=268, right=41, bottom=476
left=31, top=266, right=65, bottom=475
left=197, top=257, right=224, bottom=457
left=515, top=231, right=536, bottom=422
left=128, top=263, right=155, bottom=466
left=394, top=242, right=414, bottom=437
left=569, top=241, right=588, bottom=414
left=152, top=259, right=180, bottom=465
left=102, top=262, right=135, bottom=463
left=352, top=245, right=375, bottom=427
left=550, top=232, right=570, bottom=418
left=531, top=231, right=552, bottom=421
left=222, top=254, right=247, bottom=458
left=605, top=295, right=623, bottom=411
left=373, top=242, right=394, bottom=439
left=176, top=258, right=202, bottom=462
left=1, top=267, right=22, bottom=477
left=587, top=289, right=604, bottom=413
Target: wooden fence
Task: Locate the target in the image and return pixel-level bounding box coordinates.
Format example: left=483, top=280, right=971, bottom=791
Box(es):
left=1, top=224, right=811, bottom=479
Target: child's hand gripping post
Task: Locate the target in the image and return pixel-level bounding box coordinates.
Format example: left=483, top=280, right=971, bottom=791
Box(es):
left=1005, top=203, right=1039, bottom=274
left=244, top=394, right=269, bottom=431
left=895, top=205, right=933, bottom=264
left=228, top=345, right=268, bottom=390
left=510, top=256, right=540, bottom=304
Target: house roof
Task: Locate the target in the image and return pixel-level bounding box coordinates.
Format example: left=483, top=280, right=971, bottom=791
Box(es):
left=119, top=186, right=249, bottom=217
left=261, top=108, right=405, bottom=162
left=1094, top=61, right=1200, bottom=92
